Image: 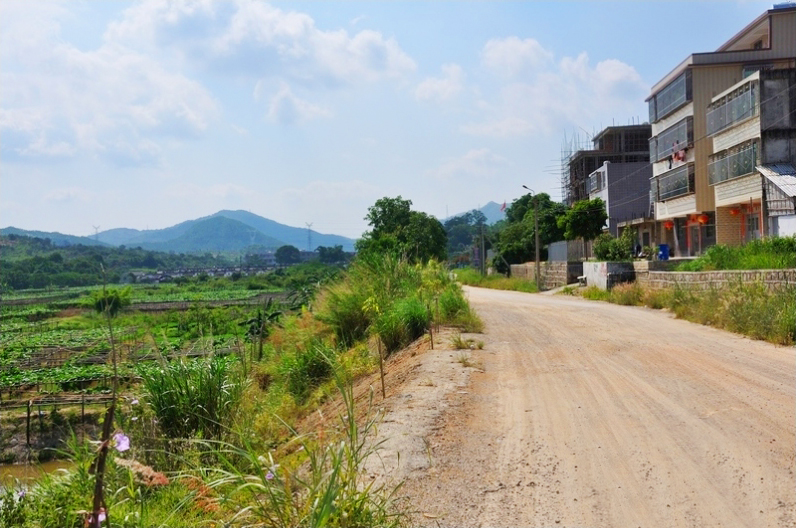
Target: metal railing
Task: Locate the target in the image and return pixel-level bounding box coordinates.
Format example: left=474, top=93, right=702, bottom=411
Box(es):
left=706, top=83, right=757, bottom=136
left=708, top=143, right=757, bottom=185
left=651, top=164, right=695, bottom=202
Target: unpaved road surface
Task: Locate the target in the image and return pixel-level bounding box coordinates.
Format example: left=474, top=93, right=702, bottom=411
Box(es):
left=401, top=287, right=795, bottom=528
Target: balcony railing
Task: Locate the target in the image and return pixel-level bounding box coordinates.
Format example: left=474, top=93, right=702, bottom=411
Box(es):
left=708, top=143, right=757, bottom=185
left=706, top=83, right=757, bottom=136
left=588, top=173, right=604, bottom=194
left=649, top=117, right=693, bottom=163
left=649, top=71, right=692, bottom=122
left=651, top=164, right=695, bottom=202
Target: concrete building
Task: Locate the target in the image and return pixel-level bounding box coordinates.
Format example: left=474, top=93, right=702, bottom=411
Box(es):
left=647, top=4, right=796, bottom=256
left=588, top=160, right=654, bottom=242
left=707, top=68, right=796, bottom=243
left=561, top=124, right=651, bottom=207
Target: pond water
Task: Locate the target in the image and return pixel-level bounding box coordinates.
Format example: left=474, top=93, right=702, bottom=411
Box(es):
left=0, top=460, right=73, bottom=488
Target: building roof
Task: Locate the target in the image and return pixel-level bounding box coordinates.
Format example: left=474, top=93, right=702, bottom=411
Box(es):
left=648, top=6, right=796, bottom=97
left=758, top=164, right=796, bottom=197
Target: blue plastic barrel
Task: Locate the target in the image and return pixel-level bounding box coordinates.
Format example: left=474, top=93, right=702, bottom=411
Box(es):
left=658, top=244, right=670, bottom=260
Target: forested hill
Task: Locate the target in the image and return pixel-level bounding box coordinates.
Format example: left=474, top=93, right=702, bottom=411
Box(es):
left=0, top=234, right=232, bottom=290
left=95, top=210, right=356, bottom=252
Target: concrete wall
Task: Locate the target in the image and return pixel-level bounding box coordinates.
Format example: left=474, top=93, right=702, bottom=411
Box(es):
left=510, top=261, right=583, bottom=289
left=606, top=162, right=653, bottom=237
left=645, top=269, right=796, bottom=291
left=582, top=261, right=636, bottom=290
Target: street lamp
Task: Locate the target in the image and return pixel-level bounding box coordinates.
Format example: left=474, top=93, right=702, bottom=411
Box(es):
left=522, top=185, right=541, bottom=291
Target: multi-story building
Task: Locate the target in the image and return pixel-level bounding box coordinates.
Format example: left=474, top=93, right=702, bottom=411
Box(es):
left=561, top=124, right=651, bottom=207
left=588, top=159, right=653, bottom=240
left=647, top=4, right=796, bottom=256
left=707, top=68, right=796, bottom=243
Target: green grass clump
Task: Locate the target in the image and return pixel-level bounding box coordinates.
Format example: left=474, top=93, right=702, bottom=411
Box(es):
left=676, top=236, right=796, bottom=271
left=279, top=341, right=336, bottom=404
left=137, top=355, right=246, bottom=440
left=455, top=268, right=538, bottom=293
left=578, top=281, right=795, bottom=346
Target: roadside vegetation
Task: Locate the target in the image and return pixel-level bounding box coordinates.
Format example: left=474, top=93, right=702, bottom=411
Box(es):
left=454, top=268, right=537, bottom=294
left=576, top=282, right=795, bottom=346
left=0, top=196, right=483, bottom=527
left=675, top=236, right=796, bottom=271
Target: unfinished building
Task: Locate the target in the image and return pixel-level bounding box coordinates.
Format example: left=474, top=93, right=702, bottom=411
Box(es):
left=561, top=124, right=652, bottom=206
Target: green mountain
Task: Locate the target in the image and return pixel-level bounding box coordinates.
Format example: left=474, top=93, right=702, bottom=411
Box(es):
left=96, top=210, right=356, bottom=252
left=137, top=217, right=285, bottom=252
left=445, top=201, right=506, bottom=225
left=0, top=227, right=108, bottom=247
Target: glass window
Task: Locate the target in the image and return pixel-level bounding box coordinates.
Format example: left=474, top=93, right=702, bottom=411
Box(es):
left=651, top=71, right=691, bottom=122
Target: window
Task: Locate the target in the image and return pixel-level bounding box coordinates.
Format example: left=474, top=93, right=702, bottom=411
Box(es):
left=649, top=71, right=692, bottom=122
left=651, top=164, right=695, bottom=201
left=706, top=81, right=757, bottom=136
left=649, top=117, right=693, bottom=162
left=708, top=142, right=757, bottom=185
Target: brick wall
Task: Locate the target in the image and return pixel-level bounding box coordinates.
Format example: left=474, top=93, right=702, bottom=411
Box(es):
left=716, top=206, right=743, bottom=246
left=510, top=261, right=583, bottom=289
left=645, top=269, right=796, bottom=291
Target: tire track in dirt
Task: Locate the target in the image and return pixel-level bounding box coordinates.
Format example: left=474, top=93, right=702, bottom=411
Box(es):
left=401, top=287, right=795, bottom=528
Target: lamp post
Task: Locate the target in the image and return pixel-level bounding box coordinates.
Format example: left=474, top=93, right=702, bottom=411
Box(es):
left=522, top=185, right=541, bottom=291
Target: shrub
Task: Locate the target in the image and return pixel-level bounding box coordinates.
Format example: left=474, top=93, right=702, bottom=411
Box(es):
left=279, top=342, right=336, bottom=403
left=138, top=355, right=246, bottom=440
left=677, top=236, right=796, bottom=271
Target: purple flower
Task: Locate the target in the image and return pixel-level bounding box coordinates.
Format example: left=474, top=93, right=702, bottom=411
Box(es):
left=113, top=432, right=130, bottom=452
left=265, top=471, right=274, bottom=481
left=17, top=490, right=26, bottom=500
left=130, top=399, right=139, bottom=405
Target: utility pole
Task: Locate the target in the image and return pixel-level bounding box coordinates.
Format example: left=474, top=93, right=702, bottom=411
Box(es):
left=523, top=186, right=541, bottom=291
left=480, top=222, right=486, bottom=276
left=305, top=223, right=313, bottom=251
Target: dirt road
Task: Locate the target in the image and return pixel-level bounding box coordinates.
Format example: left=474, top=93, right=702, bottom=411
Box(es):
left=401, top=287, right=795, bottom=528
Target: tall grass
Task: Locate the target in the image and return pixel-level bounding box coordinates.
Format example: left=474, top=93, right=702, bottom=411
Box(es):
left=676, top=236, right=796, bottom=271
left=455, top=268, right=538, bottom=293
left=137, top=355, right=246, bottom=440
left=204, top=373, right=404, bottom=528
left=318, top=255, right=481, bottom=352
left=577, top=281, right=795, bottom=345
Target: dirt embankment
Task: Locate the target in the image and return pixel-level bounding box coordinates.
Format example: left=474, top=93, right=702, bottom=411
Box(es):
left=366, top=287, right=794, bottom=528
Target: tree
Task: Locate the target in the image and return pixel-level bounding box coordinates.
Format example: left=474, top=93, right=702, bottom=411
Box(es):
left=317, top=245, right=346, bottom=264
left=356, top=196, right=447, bottom=263
left=557, top=198, right=607, bottom=242
left=492, top=193, right=567, bottom=273
left=275, top=245, right=301, bottom=266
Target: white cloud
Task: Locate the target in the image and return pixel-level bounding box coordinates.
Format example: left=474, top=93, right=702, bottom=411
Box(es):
left=106, top=0, right=416, bottom=86
left=429, top=148, right=509, bottom=180
left=465, top=45, right=648, bottom=138
left=481, top=37, right=553, bottom=78
left=0, top=5, right=218, bottom=164
left=415, top=64, right=464, bottom=102
left=267, top=85, right=332, bottom=125
left=44, top=187, right=95, bottom=204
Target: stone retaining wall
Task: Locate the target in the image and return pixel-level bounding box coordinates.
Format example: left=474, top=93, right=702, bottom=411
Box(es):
left=510, top=261, right=583, bottom=289
left=644, top=269, right=796, bottom=291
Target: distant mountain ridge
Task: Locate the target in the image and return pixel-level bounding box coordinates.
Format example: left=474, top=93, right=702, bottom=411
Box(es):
left=445, top=201, right=506, bottom=225
left=2, top=210, right=356, bottom=253
left=0, top=227, right=108, bottom=247
left=96, top=210, right=355, bottom=252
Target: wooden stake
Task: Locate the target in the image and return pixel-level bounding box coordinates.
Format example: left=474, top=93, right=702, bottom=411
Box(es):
left=378, top=339, right=386, bottom=399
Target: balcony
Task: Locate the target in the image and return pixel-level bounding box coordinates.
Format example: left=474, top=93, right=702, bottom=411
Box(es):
left=649, top=70, right=692, bottom=122
left=649, top=117, right=693, bottom=163
left=651, top=164, right=695, bottom=202
left=708, top=143, right=757, bottom=185
left=706, top=82, right=757, bottom=136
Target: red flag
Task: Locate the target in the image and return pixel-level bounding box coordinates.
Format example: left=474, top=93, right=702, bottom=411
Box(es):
left=500, top=201, right=507, bottom=212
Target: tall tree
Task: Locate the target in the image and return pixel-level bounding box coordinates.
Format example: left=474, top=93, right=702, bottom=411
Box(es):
left=275, top=244, right=301, bottom=266
left=356, top=196, right=447, bottom=263
left=557, top=198, right=607, bottom=242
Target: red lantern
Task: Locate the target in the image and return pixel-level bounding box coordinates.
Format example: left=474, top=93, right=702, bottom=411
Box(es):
left=729, top=208, right=740, bottom=216
left=663, top=220, right=674, bottom=230
left=697, top=214, right=710, bottom=224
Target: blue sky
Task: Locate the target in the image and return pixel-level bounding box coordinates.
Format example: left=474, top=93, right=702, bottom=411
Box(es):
left=0, top=1, right=775, bottom=239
